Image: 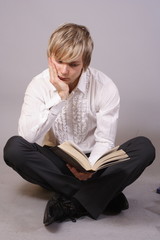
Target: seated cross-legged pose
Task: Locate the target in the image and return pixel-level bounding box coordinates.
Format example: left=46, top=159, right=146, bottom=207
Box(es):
left=3, top=23, right=155, bottom=226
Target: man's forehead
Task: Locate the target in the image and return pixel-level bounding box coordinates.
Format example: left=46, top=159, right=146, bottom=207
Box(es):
left=56, top=55, right=83, bottom=63
left=71, top=58, right=82, bottom=63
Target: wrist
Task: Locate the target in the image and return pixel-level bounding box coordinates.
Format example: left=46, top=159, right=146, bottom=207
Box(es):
left=59, top=91, right=69, bottom=100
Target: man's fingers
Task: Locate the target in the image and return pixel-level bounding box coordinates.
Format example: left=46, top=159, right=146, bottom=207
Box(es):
left=48, top=58, right=54, bottom=80
left=66, top=164, right=94, bottom=180
left=48, top=57, right=58, bottom=84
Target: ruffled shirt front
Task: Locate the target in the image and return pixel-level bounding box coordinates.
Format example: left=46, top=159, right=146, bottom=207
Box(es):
left=18, top=67, right=120, bottom=165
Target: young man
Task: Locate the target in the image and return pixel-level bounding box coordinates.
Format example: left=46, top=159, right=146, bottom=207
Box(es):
left=4, top=23, right=155, bottom=225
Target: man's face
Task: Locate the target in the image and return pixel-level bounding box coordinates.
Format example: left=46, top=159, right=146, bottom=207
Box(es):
left=51, top=56, right=83, bottom=88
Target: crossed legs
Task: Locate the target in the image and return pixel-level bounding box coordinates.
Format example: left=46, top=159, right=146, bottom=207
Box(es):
left=3, top=136, right=155, bottom=221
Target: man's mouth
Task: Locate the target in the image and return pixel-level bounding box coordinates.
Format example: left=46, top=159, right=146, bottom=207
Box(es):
left=58, top=76, right=69, bottom=81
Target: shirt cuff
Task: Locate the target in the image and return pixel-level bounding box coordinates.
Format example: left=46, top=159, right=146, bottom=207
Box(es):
left=46, top=91, right=62, bottom=109
left=46, top=92, right=66, bottom=115
left=88, top=142, right=114, bottom=166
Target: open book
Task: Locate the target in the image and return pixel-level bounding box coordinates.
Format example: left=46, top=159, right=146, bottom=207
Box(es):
left=52, top=141, right=130, bottom=172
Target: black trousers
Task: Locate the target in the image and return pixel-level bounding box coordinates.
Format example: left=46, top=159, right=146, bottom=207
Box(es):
left=3, top=136, right=155, bottom=219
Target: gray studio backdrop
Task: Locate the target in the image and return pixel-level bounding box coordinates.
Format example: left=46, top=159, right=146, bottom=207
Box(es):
left=0, top=0, right=159, bottom=174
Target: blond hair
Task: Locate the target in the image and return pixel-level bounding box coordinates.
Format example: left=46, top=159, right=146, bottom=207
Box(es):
left=47, top=23, right=94, bottom=71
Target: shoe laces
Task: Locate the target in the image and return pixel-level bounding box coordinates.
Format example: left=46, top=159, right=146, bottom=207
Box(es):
left=53, top=197, right=77, bottom=222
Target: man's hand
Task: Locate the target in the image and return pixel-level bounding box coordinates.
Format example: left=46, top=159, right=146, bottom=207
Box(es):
left=67, top=164, right=94, bottom=181
left=48, top=57, right=69, bottom=100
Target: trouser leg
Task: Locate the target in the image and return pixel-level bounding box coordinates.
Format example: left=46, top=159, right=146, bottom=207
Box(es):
left=73, top=136, right=155, bottom=219
left=3, top=136, right=81, bottom=196
left=4, top=136, right=155, bottom=219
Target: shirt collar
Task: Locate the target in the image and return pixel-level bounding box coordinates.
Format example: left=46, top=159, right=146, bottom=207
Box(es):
left=76, top=69, right=89, bottom=94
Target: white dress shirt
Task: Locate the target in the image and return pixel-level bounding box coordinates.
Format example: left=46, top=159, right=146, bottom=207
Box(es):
left=18, top=67, right=120, bottom=165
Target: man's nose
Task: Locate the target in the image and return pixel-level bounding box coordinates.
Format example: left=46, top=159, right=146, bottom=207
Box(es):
left=61, top=64, right=69, bottom=75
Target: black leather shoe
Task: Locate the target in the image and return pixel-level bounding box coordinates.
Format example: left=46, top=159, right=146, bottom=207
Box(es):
left=105, top=192, right=129, bottom=214
left=156, top=187, right=160, bottom=194
left=43, top=193, right=87, bottom=226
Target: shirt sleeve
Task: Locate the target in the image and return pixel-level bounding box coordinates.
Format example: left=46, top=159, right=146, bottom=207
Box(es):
left=18, top=76, right=66, bottom=143
left=88, top=83, right=120, bottom=165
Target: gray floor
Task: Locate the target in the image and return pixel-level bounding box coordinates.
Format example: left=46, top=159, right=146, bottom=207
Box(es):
left=0, top=102, right=160, bottom=240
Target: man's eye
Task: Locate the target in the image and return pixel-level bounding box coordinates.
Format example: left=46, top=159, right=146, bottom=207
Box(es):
left=55, top=60, right=63, bottom=64
left=69, top=63, right=79, bottom=67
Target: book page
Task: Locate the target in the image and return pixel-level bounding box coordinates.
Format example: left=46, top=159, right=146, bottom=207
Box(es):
left=92, top=157, right=130, bottom=171
left=58, top=142, right=91, bottom=170
left=93, top=149, right=129, bottom=170
left=63, top=141, right=88, bottom=158
left=97, top=146, right=120, bottom=159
